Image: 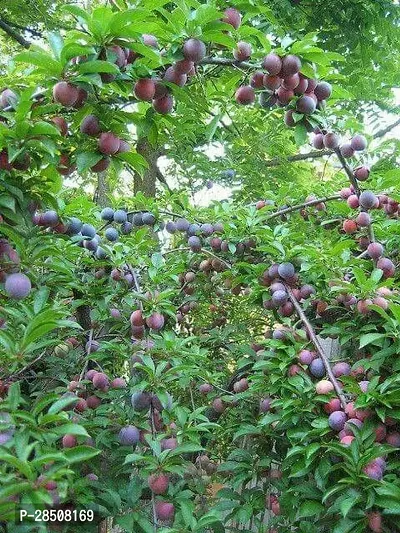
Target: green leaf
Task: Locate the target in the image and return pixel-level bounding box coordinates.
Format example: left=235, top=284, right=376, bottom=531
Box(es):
left=359, top=333, right=386, bottom=349
left=294, top=123, right=308, bottom=146
left=48, top=395, right=78, bottom=415
left=33, top=287, right=50, bottom=314
left=116, top=151, right=148, bottom=172
left=76, top=152, right=102, bottom=172
left=78, top=60, right=120, bottom=75
left=0, top=194, right=16, bottom=212
left=298, top=500, right=324, bottom=518
left=47, top=32, right=64, bottom=61
left=29, top=122, right=61, bottom=137
left=63, top=445, right=100, bottom=464
left=51, top=423, right=89, bottom=437
left=14, top=50, right=62, bottom=77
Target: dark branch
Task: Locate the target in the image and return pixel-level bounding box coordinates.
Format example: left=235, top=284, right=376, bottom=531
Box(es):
left=285, top=286, right=347, bottom=409
left=333, top=148, right=360, bottom=195
left=263, top=116, right=400, bottom=169
left=200, top=56, right=255, bottom=70
left=266, top=194, right=341, bottom=220
left=373, top=116, right=400, bottom=139
left=1, top=18, right=42, bottom=37
left=0, top=18, right=30, bottom=48
left=264, top=149, right=334, bottom=168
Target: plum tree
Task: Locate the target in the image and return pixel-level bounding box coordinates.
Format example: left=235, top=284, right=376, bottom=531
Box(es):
left=0, top=5, right=399, bottom=533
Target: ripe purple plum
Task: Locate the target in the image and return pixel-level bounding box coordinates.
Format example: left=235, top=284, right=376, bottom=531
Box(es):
left=5, top=273, right=31, bottom=300
left=328, top=411, right=347, bottom=431
left=183, top=39, right=206, bottom=63
left=119, top=425, right=139, bottom=445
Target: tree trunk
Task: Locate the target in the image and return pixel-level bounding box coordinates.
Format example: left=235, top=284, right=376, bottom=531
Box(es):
left=93, top=171, right=110, bottom=207
left=133, top=137, right=160, bottom=197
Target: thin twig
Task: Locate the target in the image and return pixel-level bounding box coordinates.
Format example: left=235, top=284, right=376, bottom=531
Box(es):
left=9, top=351, right=46, bottom=378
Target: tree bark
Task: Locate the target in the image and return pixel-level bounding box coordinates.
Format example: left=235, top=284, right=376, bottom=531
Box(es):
left=93, top=171, right=110, bottom=207
left=0, top=19, right=30, bottom=48
left=133, top=137, right=160, bottom=197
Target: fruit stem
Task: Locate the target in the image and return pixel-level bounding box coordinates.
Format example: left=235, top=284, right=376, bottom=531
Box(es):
left=285, top=285, right=347, bottom=409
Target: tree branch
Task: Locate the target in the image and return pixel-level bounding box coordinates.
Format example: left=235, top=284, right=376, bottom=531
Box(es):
left=264, top=149, right=334, bottom=168
left=200, top=56, right=255, bottom=70
left=263, top=115, right=400, bottom=169
left=266, top=194, right=341, bottom=220
left=1, top=18, right=42, bottom=37
left=0, top=18, right=30, bottom=48
left=285, top=285, right=347, bottom=409
left=373, top=116, right=400, bottom=139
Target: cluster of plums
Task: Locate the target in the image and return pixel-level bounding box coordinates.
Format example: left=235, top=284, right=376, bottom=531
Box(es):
left=100, top=206, right=157, bottom=242
left=235, top=51, right=332, bottom=126
left=337, top=187, right=396, bottom=277
left=312, top=130, right=368, bottom=155
left=292, top=345, right=399, bottom=485
left=334, top=285, right=394, bottom=315
left=259, top=262, right=315, bottom=317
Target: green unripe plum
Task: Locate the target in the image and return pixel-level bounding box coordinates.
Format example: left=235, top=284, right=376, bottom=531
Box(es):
left=54, top=343, right=70, bottom=357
